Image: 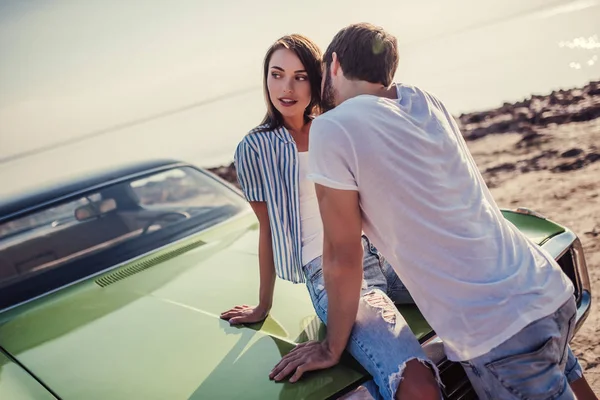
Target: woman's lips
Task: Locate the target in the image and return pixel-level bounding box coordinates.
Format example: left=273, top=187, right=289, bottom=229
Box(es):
left=278, top=97, right=298, bottom=107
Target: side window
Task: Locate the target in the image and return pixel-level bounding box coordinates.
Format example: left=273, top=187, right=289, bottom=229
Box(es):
left=0, top=194, right=106, bottom=287
left=129, top=167, right=239, bottom=212
left=0, top=166, right=247, bottom=296
left=130, top=168, right=201, bottom=207
left=0, top=194, right=101, bottom=239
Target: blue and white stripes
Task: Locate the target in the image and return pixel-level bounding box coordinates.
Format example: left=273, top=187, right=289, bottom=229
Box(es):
left=234, top=125, right=305, bottom=284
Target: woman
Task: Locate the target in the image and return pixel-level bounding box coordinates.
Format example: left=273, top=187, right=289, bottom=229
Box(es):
left=219, top=34, right=440, bottom=400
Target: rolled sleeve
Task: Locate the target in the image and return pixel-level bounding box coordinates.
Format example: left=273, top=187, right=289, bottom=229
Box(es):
left=307, top=118, right=358, bottom=191
left=234, top=138, right=266, bottom=202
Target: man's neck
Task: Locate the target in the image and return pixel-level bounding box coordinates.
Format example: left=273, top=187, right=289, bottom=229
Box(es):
left=379, top=84, right=398, bottom=99
left=341, top=82, right=397, bottom=102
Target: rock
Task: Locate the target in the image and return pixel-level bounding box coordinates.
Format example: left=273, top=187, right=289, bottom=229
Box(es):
left=207, top=162, right=239, bottom=187
left=561, top=148, right=584, bottom=158
left=458, top=80, right=600, bottom=141
left=586, top=152, right=600, bottom=163
left=552, top=159, right=587, bottom=172
left=551, top=151, right=600, bottom=172
left=485, top=162, right=516, bottom=174
left=515, top=131, right=546, bottom=149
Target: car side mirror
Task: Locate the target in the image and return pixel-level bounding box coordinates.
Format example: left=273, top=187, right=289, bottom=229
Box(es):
left=74, top=204, right=97, bottom=221
left=99, top=198, right=117, bottom=213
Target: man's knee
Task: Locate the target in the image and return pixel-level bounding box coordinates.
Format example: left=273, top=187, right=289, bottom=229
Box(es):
left=395, top=359, right=441, bottom=400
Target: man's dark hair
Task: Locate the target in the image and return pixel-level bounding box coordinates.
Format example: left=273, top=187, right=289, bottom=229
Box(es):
left=323, top=23, right=399, bottom=87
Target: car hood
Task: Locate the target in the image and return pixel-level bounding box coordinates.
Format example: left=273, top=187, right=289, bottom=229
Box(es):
left=0, top=209, right=564, bottom=399
left=0, top=213, right=366, bottom=400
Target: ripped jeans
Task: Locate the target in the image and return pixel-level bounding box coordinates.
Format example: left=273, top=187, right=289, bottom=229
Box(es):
left=302, top=236, right=439, bottom=400
left=302, top=236, right=585, bottom=399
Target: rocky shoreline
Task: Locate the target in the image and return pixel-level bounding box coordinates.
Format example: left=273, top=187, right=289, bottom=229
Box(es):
left=208, top=80, right=600, bottom=187
left=457, top=80, right=600, bottom=141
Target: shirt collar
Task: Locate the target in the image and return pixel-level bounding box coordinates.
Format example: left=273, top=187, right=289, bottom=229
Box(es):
left=273, top=126, right=294, bottom=143
left=393, top=82, right=402, bottom=101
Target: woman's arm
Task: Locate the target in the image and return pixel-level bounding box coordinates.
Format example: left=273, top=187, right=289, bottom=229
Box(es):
left=220, top=137, right=278, bottom=324
left=220, top=201, right=276, bottom=324
left=252, top=201, right=276, bottom=312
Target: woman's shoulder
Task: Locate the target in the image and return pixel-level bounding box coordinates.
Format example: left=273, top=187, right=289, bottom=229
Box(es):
left=247, top=123, right=273, bottom=135
left=244, top=124, right=276, bottom=139
left=235, top=124, right=276, bottom=154
left=239, top=125, right=277, bottom=146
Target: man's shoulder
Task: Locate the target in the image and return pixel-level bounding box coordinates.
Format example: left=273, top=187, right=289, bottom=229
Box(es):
left=395, top=83, right=448, bottom=111
left=311, top=110, right=351, bottom=137
left=313, top=98, right=371, bottom=127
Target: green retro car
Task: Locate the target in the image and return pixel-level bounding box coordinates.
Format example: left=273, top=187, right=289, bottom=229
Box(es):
left=0, top=160, right=592, bottom=399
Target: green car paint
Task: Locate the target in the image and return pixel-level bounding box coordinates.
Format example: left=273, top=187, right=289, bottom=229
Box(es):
left=0, top=350, right=57, bottom=400
left=501, top=210, right=565, bottom=245
left=0, top=209, right=567, bottom=399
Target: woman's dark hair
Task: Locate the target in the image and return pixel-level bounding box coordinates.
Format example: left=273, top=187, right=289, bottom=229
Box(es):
left=257, top=34, right=323, bottom=131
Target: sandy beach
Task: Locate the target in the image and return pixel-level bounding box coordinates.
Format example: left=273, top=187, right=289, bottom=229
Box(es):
left=461, top=81, right=600, bottom=390
left=208, top=80, right=600, bottom=390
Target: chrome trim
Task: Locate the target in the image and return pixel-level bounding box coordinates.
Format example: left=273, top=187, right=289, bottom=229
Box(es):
left=540, top=229, right=577, bottom=260
left=337, top=385, right=375, bottom=399
left=541, top=231, right=592, bottom=331
left=572, top=236, right=593, bottom=331
left=572, top=238, right=592, bottom=295
left=576, top=290, right=592, bottom=333
left=514, top=207, right=547, bottom=219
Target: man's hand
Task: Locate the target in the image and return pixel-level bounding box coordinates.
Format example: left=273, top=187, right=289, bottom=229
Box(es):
left=270, top=340, right=340, bottom=383
left=220, top=304, right=269, bottom=325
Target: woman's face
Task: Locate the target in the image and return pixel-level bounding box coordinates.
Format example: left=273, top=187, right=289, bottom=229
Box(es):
left=267, top=48, right=312, bottom=121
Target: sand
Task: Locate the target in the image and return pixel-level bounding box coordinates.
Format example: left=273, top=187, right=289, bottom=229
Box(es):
left=467, top=118, right=600, bottom=390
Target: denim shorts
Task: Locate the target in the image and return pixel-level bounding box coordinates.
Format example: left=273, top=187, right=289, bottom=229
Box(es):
left=302, top=236, right=440, bottom=400
left=459, top=296, right=581, bottom=400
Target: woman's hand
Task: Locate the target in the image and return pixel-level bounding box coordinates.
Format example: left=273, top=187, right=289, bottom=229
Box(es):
left=220, top=304, right=270, bottom=325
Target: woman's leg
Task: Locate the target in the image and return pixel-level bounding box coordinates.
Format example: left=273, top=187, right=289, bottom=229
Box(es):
left=303, top=251, right=442, bottom=400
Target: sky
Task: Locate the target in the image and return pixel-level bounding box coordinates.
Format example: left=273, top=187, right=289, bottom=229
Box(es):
left=0, top=0, right=599, bottom=197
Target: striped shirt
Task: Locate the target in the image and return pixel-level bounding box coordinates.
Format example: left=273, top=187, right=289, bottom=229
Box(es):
left=234, top=124, right=305, bottom=283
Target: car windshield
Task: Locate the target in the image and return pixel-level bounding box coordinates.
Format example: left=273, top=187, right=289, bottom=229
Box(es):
left=0, top=166, right=248, bottom=297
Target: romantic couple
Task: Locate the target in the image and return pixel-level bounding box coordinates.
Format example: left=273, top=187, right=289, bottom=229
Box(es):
left=220, top=23, right=597, bottom=399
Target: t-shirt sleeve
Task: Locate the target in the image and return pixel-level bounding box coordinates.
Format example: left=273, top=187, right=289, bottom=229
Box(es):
left=234, top=137, right=266, bottom=202
left=307, top=118, right=358, bottom=191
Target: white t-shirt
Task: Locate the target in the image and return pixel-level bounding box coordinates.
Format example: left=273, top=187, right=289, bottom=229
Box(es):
left=298, top=151, right=324, bottom=265
left=307, top=83, right=574, bottom=361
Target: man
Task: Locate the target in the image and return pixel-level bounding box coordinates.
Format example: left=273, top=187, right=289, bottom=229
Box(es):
left=271, top=23, right=597, bottom=399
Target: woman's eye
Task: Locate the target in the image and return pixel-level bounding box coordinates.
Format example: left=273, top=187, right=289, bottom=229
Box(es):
left=297, top=75, right=308, bottom=81
left=271, top=72, right=281, bottom=78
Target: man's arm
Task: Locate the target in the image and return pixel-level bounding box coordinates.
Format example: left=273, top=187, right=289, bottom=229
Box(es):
left=310, top=119, right=363, bottom=356
left=270, top=117, right=363, bottom=382
left=269, top=184, right=362, bottom=383
left=317, top=183, right=363, bottom=358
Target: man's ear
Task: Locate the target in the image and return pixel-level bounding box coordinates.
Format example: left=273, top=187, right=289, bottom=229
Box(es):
left=331, top=52, right=341, bottom=78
